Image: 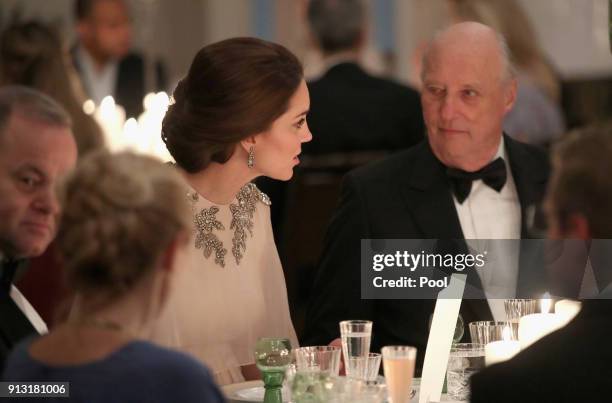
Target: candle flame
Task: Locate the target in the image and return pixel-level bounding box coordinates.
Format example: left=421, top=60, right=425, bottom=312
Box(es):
left=100, top=95, right=115, bottom=110
left=82, top=99, right=96, bottom=115
left=541, top=292, right=552, bottom=313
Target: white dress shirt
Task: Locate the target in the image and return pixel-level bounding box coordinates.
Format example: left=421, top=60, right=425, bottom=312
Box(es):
left=10, top=285, right=48, bottom=334
left=75, top=46, right=119, bottom=105
left=453, top=137, right=522, bottom=322
left=1, top=252, right=48, bottom=334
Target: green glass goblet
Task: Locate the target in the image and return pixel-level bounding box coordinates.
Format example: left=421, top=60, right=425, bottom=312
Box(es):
left=255, top=337, right=292, bottom=403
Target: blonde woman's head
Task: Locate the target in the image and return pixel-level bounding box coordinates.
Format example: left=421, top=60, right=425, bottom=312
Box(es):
left=57, top=151, right=190, bottom=300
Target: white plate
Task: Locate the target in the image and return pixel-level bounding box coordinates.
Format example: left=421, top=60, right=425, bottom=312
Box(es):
left=222, top=380, right=290, bottom=403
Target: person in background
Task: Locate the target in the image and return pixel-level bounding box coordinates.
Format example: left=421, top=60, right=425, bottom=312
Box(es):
left=304, top=0, right=424, bottom=155
left=0, top=21, right=105, bottom=157
left=71, top=0, right=167, bottom=118
left=0, top=86, right=78, bottom=370
left=0, top=21, right=106, bottom=328
left=2, top=151, right=225, bottom=403
left=151, top=37, right=311, bottom=385
left=471, top=123, right=612, bottom=403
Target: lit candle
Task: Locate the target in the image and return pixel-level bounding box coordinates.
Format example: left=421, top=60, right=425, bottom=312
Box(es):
left=82, top=99, right=96, bottom=115
left=540, top=292, right=552, bottom=313
left=555, top=299, right=581, bottom=325
left=485, top=326, right=520, bottom=366
left=122, top=118, right=141, bottom=152
left=94, top=96, right=126, bottom=152
left=518, top=295, right=565, bottom=349
left=137, top=92, right=171, bottom=161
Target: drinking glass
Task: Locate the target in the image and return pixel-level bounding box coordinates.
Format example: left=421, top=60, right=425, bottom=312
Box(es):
left=382, top=346, right=417, bottom=403
left=294, top=346, right=341, bottom=376
left=469, top=321, right=515, bottom=344
left=290, top=370, right=333, bottom=403
left=363, top=353, right=382, bottom=382
left=446, top=343, right=485, bottom=401
left=255, top=337, right=292, bottom=403
left=339, top=320, right=372, bottom=379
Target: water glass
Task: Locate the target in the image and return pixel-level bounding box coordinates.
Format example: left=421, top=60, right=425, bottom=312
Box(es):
left=339, top=320, right=372, bottom=379
left=446, top=343, right=485, bottom=401
left=469, top=321, right=515, bottom=344
left=363, top=353, right=382, bottom=381
left=294, top=346, right=341, bottom=376
left=382, top=345, right=417, bottom=403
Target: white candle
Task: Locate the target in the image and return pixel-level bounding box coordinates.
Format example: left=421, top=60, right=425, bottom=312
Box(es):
left=555, top=299, right=581, bottom=325
left=518, top=313, right=565, bottom=349
left=540, top=292, right=552, bottom=313
left=95, top=96, right=126, bottom=152
left=485, top=327, right=520, bottom=366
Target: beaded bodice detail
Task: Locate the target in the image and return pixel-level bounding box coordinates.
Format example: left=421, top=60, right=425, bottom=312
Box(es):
left=188, top=182, right=271, bottom=267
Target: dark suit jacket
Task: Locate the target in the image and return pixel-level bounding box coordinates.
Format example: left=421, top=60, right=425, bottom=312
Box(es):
left=304, top=62, right=424, bottom=154
left=72, top=48, right=167, bottom=118
left=471, top=299, right=612, bottom=403
left=302, top=136, right=550, bottom=373
left=0, top=260, right=37, bottom=372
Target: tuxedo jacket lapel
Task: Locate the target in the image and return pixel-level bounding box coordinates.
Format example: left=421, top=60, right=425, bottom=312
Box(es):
left=399, top=142, right=493, bottom=322
left=0, top=295, right=37, bottom=369
left=505, top=134, right=549, bottom=237
left=505, top=135, right=550, bottom=298
left=400, top=142, right=464, bottom=240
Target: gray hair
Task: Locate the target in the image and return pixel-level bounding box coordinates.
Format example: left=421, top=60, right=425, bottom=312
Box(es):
left=496, top=31, right=517, bottom=81
left=307, top=0, right=365, bottom=54
left=421, top=28, right=517, bottom=84
left=0, top=85, right=72, bottom=137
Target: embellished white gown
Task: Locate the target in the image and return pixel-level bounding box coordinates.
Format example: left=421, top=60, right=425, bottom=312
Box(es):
left=149, top=182, right=298, bottom=385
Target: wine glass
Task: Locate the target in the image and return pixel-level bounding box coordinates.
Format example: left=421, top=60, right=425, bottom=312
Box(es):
left=254, top=337, right=292, bottom=403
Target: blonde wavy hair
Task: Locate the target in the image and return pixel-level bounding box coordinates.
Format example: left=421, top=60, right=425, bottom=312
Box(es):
left=57, top=151, right=190, bottom=297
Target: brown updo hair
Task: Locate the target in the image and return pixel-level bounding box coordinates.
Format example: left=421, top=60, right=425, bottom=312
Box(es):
left=161, top=37, right=303, bottom=173
left=57, top=151, right=191, bottom=297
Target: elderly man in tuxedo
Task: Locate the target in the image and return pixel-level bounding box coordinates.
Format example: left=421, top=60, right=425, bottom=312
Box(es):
left=471, top=124, right=612, bottom=403
left=302, top=22, right=550, bottom=373
left=0, top=86, right=77, bottom=369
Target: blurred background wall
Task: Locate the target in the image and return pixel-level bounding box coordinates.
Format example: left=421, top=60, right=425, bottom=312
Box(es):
left=2, top=0, right=610, bottom=86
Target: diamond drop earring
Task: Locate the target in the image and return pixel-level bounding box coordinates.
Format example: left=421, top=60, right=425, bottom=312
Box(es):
left=247, top=146, right=255, bottom=168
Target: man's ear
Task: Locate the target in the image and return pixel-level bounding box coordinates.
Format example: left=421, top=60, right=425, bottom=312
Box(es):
left=503, top=78, right=517, bottom=114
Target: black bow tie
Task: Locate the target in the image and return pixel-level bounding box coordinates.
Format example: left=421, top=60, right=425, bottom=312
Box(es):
left=0, top=258, right=22, bottom=295
left=447, top=157, right=507, bottom=204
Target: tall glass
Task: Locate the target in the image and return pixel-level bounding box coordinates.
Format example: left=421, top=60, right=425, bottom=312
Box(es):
left=381, top=346, right=417, bottom=403
left=254, top=337, right=292, bottom=403
left=339, top=320, right=372, bottom=379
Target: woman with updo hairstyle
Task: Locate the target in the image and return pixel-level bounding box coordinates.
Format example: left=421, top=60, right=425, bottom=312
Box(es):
left=151, top=37, right=312, bottom=384
left=1, top=151, right=224, bottom=402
